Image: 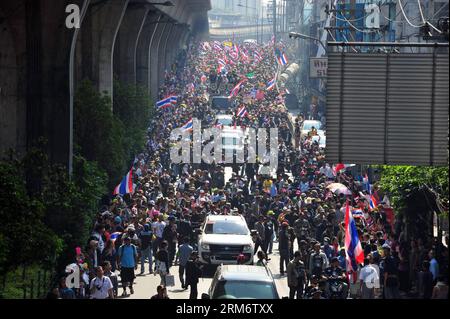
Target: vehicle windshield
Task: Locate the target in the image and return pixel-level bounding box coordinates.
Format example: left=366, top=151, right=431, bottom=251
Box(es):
left=204, top=221, right=249, bottom=235
left=212, top=281, right=277, bottom=299
left=217, top=118, right=233, bottom=126
left=303, top=121, right=322, bottom=131
left=222, top=137, right=238, bottom=146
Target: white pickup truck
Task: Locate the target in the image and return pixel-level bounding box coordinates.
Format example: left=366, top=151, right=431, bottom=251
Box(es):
left=198, top=215, right=254, bottom=265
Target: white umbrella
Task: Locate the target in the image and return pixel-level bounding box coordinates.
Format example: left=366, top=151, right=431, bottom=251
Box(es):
left=326, top=183, right=352, bottom=195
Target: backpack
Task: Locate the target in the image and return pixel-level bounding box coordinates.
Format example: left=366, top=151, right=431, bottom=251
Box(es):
left=119, top=244, right=137, bottom=261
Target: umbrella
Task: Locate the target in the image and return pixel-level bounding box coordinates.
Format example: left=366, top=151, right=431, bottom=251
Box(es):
left=326, top=183, right=352, bottom=195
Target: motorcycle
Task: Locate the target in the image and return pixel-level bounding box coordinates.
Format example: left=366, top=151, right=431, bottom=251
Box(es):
left=326, top=276, right=346, bottom=299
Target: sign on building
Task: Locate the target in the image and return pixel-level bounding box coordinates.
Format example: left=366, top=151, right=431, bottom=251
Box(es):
left=310, top=58, right=328, bottom=78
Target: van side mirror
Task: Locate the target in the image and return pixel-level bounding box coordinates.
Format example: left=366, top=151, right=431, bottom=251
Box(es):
left=201, top=293, right=210, bottom=299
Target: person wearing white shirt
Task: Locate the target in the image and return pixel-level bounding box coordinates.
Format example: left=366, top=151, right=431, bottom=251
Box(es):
left=359, top=257, right=379, bottom=299
left=90, top=266, right=114, bottom=299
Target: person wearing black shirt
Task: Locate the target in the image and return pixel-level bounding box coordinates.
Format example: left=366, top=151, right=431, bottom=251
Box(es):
left=279, top=222, right=291, bottom=275
left=382, top=246, right=401, bottom=299
left=323, top=257, right=348, bottom=298
left=162, top=218, right=178, bottom=267
left=185, top=252, right=203, bottom=299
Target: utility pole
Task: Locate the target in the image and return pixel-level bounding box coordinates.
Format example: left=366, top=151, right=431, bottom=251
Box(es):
left=273, top=0, right=277, bottom=45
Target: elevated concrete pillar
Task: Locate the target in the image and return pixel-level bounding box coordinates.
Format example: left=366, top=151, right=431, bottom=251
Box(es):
left=166, top=27, right=183, bottom=69
left=114, top=4, right=150, bottom=85
left=0, top=4, right=27, bottom=156
left=136, top=12, right=161, bottom=94
left=39, top=0, right=86, bottom=167
left=158, top=24, right=174, bottom=81
left=149, top=22, right=167, bottom=98
left=90, top=0, right=129, bottom=99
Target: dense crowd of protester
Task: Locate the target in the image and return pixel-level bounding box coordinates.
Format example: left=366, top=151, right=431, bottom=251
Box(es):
left=51, top=40, right=448, bottom=300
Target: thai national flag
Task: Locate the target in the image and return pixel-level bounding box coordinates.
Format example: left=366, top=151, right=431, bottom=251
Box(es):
left=113, top=169, right=134, bottom=195
left=218, top=58, right=227, bottom=73
left=254, top=51, right=262, bottom=61
left=213, top=41, right=222, bottom=51
left=333, top=163, right=356, bottom=175
left=345, top=201, right=364, bottom=272
left=233, top=43, right=239, bottom=55
left=156, top=97, right=173, bottom=109
left=237, top=106, right=248, bottom=118
left=229, top=50, right=238, bottom=60
left=168, top=95, right=178, bottom=104
left=266, top=77, right=276, bottom=91
left=228, top=80, right=246, bottom=99
left=277, top=51, right=288, bottom=66
left=181, top=118, right=193, bottom=132
left=352, top=209, right=364, bottom=218
left=110, top=232, right=122, bottom=242
left=369, top=195, right=378, bottom=211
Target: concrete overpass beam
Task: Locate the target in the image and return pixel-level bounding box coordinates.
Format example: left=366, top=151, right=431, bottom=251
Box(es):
left=114, top=4, right=150, bottom=85
left=136, top=11, right=161, bottom=94
left=90, top=0, right=129, bottom=100
left=149, top=22, right=167, bottom=98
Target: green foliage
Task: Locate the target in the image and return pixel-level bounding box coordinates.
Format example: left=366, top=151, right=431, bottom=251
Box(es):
left=40, top=155, right=107, bottom=268
left=75, top=79, right=154, bottom=189
left=376, top=165, right=449, bottom=216
left=113, top=80, right=154, bottom=163
left=74, top=80, right=126, bottom=187
left=0, top=143, right=107, bottom=278
left=0, top=265, right=55, bottom=299
left=0, top=155, right=62, bottom=275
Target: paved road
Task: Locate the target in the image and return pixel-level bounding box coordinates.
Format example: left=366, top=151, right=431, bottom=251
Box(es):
left=126, top=242, right=290, bottom=299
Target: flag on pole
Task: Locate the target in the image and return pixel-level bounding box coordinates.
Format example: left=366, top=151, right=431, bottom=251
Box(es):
left=333, top=163, right=356, bottom=175
left=181, top=118, right=194, bottom=132
left=113, top=169, right=134, bottom=195
left=266, top=77, right=276, bottom=91
left=228, top=79, right=246, bottom=99
left=345, top=201, right=364, bottom=272
left=167, top=95, right=178, bottom=104
left=110, top=232, right=122, bottom=242
left=237, top=106, right=248, bottom=118
left=254, top=51, right=262, bottom=62
left=156, top=97, right=173, bottom=110
left=369, top=195, right=378, bottom=211
left=352, top=208, right=365, bottom=218
left=276, top=50, right=288, bottom=66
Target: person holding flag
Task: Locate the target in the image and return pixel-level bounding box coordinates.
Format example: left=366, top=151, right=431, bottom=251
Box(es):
left=344, top=200, right=365, bottom=292
left=113, top=169, right=134, bottom=196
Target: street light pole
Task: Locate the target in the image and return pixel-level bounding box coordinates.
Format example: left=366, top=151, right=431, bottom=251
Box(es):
left=289, top=31, right=327, bottom=51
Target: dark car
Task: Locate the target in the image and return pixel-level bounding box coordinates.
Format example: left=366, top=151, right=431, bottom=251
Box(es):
left=202, top=265, right=280, bottom=299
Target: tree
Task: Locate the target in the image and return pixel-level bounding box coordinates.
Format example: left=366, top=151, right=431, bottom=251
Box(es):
left=377, top=166, right=449, bottom=241
left=0, top=156, right=63, bottom=274
left=74, top=80, right=126, bottom=187
left=113, top=80, right=154, bottom=163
